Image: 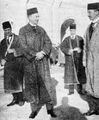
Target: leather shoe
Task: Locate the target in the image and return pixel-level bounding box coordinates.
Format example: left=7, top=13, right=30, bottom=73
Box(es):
left=7, top=99, right=19, bottom=106
left=83, top=110, right=99, bottom=116
left=29, top=112, right=37, bottom=119
left=78, top=91, right=85, bottom=95
left=47, top=109, right=57, bottom=118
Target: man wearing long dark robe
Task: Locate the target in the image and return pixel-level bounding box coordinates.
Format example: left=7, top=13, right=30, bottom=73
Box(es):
left=60, top=23, right=86, bottom=95
left=18, top=7, right=56, bottom=119
left=0, top=21, right=23, bottom=106
left=83, top=2, right=99, bottom=116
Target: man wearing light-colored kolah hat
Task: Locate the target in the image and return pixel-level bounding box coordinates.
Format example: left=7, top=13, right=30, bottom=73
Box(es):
left=18, top=7, right=57, bottom=119
left=83, top=2, right=99, bottom=116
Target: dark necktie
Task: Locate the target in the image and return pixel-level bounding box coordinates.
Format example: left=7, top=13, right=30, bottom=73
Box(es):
left=32, top=26, right=37, bottom=33
left=89, top=22, right=94, bottom=40
left=6, top=38, right=9, bottom=46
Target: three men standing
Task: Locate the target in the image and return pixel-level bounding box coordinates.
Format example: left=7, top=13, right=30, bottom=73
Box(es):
left=18, top=8, right=56, bottom=118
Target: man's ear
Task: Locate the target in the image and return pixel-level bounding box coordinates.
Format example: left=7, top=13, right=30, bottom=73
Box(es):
left=95, top=10, right=99, bottom=15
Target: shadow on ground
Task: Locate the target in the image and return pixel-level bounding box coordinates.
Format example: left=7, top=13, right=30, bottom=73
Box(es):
left=51, top=97, right=87, bottom=120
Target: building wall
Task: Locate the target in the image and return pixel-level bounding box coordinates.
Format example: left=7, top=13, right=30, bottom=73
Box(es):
left=0, top=0, right=27, bottom=40
left=0, top=0, right=91, bottom=44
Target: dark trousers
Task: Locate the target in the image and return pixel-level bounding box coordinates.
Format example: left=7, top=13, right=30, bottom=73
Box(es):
left=86, top=95, right=99, bottom=113
left=77, top=84, right=83, bottom=94
left=12, top=92, right=23, bottom=101
left=81, top=93, right=99, bottom=113
left=69, top=84, right=74, bottom=94
left=30, top=102, right=53, bottom=113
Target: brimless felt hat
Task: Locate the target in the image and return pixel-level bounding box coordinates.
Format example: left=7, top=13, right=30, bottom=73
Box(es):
left=2, top=21, right=11, bottom=30
left=27, top=7, right=38, bottom=16
left=70, top=23, right=76, bottom=29
left=87, top=2, right=99, bottom=11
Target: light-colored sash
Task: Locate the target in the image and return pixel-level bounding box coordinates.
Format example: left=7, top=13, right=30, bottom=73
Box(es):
left=5, top=35, right=14, bottom=57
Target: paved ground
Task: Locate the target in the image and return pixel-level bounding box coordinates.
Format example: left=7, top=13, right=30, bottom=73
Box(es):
left=0, top=65, right=99, bottom=120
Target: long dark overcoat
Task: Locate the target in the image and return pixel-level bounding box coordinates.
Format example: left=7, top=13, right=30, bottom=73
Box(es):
left=19, top=24, right=56, bottom=105
left=0, top=34, right=23, bottom=93
left=60, top=35, right=86, bottom=85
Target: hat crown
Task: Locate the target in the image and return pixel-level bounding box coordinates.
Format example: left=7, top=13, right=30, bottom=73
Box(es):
left=70, top=23, right=76, bottom=29
left=2, top=21, right=11, bottom=30
left=87, top=2, right=99, bottom=10
left=27, top=7, right=38, bottom=16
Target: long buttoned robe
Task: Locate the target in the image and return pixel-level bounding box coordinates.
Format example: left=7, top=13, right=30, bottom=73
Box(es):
left=60, top=35, right=86, bottom=85
left=19, top=24, right=56, bottom=105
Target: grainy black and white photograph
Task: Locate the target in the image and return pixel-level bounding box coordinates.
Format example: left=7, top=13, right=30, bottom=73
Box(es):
left=0, top=0, right=99, bottom=120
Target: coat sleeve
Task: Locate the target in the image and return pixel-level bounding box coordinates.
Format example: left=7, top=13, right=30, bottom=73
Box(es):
left=0, top=40, right=6, bottom=62
left=60, top=38, right=71, bottom=56
left=42, top=30, right=52, bottom=56
left=19, top=28, right=36, bottom=60
left=10, top=35, right=20, bottom=56
left=83, top=31, right=87, bottom=67
left=15, top=37, right=21, bottom=56
left=79, top=37, right=84, bottom=51
left=0, top=42, right=3, bottom=62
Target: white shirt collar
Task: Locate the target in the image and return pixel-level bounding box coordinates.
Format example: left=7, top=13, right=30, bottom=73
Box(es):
left=91, top=16, right=99, bottom=28
left=70, top=35, right=76, bottom=39
left=29, top=22, right=36, bottom=27
left=92, top=16, right=99, bottom=24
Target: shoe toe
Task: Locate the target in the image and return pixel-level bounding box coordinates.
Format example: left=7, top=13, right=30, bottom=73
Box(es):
left=29, top=112, right=37, bottom=118
left=83, top=110, right=96, bottom=116
left=47, top=110, right=57, bottom=118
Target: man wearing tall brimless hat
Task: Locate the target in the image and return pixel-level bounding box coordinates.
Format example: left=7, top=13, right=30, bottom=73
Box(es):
left=83, top=2, right=99, bottom=116
left=0, top=21, right=24, bottom=106
left=18, top=7, right=57, bottom=118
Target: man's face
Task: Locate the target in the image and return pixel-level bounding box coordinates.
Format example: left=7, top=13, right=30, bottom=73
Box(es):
left=28, top=13, right=39, bottom=25
left=87, top=10, right=98, bottom=21
left=4, top=28, right=12, bottom=38
left=70, top=29, right=76, bottom=36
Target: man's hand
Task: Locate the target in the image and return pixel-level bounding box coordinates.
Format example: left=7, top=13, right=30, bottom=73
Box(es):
left=68, top=49, right=74, bottom=55
left=83, top=61, right=86, bottom=67
left=7, top=49, right=15, bottom=53
left=1, top=59, right=6, bottom=66
left=74, top=47, right=81, bottom=53
left=7, top=49, right=17, bottom=57
left=35, top=51, right=45, bottom=60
